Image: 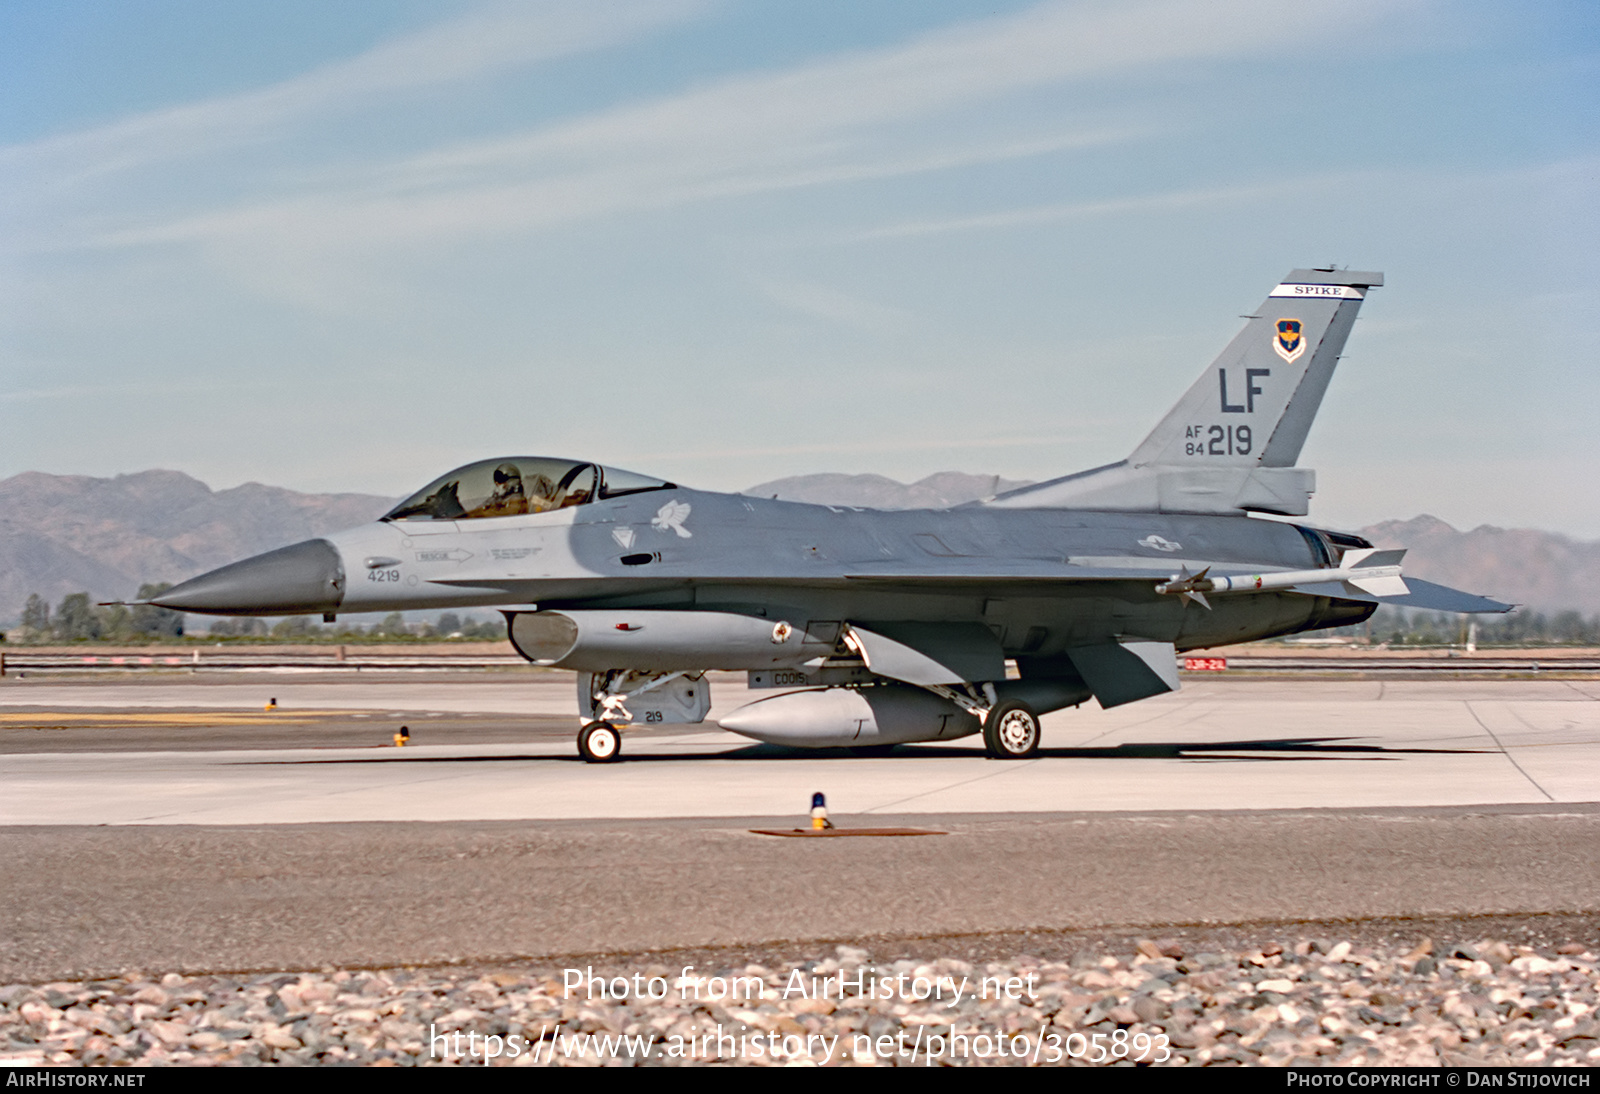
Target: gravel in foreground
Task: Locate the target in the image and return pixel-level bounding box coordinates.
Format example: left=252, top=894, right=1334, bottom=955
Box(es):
left=2, top=935, right=1596, bottom=1067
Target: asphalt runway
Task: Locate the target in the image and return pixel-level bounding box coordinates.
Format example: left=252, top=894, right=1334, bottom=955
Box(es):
left=4, top=808, right=1598, bottom=984
left=1, top=671, right=1595, bottom=982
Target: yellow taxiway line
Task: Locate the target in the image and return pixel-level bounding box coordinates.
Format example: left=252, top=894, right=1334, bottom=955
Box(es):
left=0, top=711, right=359, bottom=726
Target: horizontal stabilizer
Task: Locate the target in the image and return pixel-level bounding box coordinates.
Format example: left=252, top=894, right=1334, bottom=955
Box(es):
left=1289, top=577, right=1511, bottom=614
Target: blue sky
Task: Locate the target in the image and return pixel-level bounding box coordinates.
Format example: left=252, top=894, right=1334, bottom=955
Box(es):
left=3, top=0, right=1597, bottom=535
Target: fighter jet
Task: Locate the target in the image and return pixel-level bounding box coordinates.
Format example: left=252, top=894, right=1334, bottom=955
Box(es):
left=150, top=268, right=1507, bottom=762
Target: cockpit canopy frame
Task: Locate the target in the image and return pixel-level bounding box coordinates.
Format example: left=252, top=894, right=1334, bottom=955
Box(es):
left=383, top=458, right=675, bottom=523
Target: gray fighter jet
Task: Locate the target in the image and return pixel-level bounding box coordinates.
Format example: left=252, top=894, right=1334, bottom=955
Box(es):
left=150, top=268, right=1507, bottom=762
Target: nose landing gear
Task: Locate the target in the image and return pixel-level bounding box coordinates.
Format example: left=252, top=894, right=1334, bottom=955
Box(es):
left=577, top=721, right=622, bottom=763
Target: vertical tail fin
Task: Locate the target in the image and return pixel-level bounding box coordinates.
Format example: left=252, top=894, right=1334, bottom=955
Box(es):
left=988, top=268, right=1382, bottom=515
left=1129, top=268, right=1381, bottom=468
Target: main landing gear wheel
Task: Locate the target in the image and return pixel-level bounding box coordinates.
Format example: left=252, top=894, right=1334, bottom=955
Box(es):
left=578, top=721, right=622, bottom=764
left=982, top=700, right=1040, bottom=759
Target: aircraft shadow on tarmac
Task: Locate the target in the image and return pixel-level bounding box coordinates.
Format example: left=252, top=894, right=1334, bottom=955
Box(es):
left=240, top=736, right=1491, bottom=766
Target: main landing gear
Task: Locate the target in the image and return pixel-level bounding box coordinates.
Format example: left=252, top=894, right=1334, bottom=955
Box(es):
left=982, top=700, right=1041, bottom=760
left=577, top=721, right=622, bottom=764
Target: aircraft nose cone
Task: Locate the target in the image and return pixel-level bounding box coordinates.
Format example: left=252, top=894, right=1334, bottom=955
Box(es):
left=149, top=538, right=346, bottom=615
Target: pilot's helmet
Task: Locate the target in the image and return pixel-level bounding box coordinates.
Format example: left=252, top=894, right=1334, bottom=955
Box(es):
left=493, top=463, right=522, bottom=487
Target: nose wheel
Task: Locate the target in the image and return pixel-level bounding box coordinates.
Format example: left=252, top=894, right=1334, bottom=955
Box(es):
left=578, top=721, right=622, bottom=763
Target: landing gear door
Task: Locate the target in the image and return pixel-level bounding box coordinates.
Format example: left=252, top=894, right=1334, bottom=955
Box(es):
left=577, top=671, right=713, bottom=726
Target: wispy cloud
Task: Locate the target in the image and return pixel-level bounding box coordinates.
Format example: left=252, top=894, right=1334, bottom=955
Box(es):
left=1, top=0, right=714, bottom=183
left=104, top=127, right=1130, bottom=259
left=638, top=432, right=1079, bottom=463
left=750, top=276, right=915, bottom=332
left=852, top=179, right=1330, bottom=240
left=12, top=0, right=1412, bottom=270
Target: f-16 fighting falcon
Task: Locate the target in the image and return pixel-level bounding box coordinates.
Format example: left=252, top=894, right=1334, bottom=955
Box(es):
left=149, top=268, right=1508, bottom=763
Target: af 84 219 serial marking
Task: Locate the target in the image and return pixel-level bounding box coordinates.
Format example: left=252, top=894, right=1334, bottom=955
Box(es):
left=1186, top=425, right=1252, bottom=457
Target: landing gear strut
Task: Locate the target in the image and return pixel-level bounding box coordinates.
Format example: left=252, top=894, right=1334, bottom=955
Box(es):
left=982, top=700, right=1040, bottom=759
left=577, top=721, right=622, bottom=763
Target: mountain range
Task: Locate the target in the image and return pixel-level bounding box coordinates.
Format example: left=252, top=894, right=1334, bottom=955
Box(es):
left=2, top=469, right=1594, bottom=622
left=0, top=471, right=393, bottom=624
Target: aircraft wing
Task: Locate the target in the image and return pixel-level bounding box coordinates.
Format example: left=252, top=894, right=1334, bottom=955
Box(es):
left=842, top=565, right=1511, bottom=614
left=424, top=559, right=1510, bottom=615
left=841, top=557, right=1218, bottom=582
left=420, top=557, right=1194, bottom=589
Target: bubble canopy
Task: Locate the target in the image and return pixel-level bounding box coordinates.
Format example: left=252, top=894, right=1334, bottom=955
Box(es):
left=383, top=458, right=675, bottom=522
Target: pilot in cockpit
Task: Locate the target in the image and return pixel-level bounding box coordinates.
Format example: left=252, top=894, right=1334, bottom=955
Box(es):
left=466, top=463, right=532, bottom=518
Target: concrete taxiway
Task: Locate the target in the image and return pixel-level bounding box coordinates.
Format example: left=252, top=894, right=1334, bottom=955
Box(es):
left=1, top=675, right=1596, bottom=825
left=2, top=671, right=1595, bottom=983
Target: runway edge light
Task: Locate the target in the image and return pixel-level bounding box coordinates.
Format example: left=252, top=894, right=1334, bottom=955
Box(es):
left=811, top=792, right=833, bottom=830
